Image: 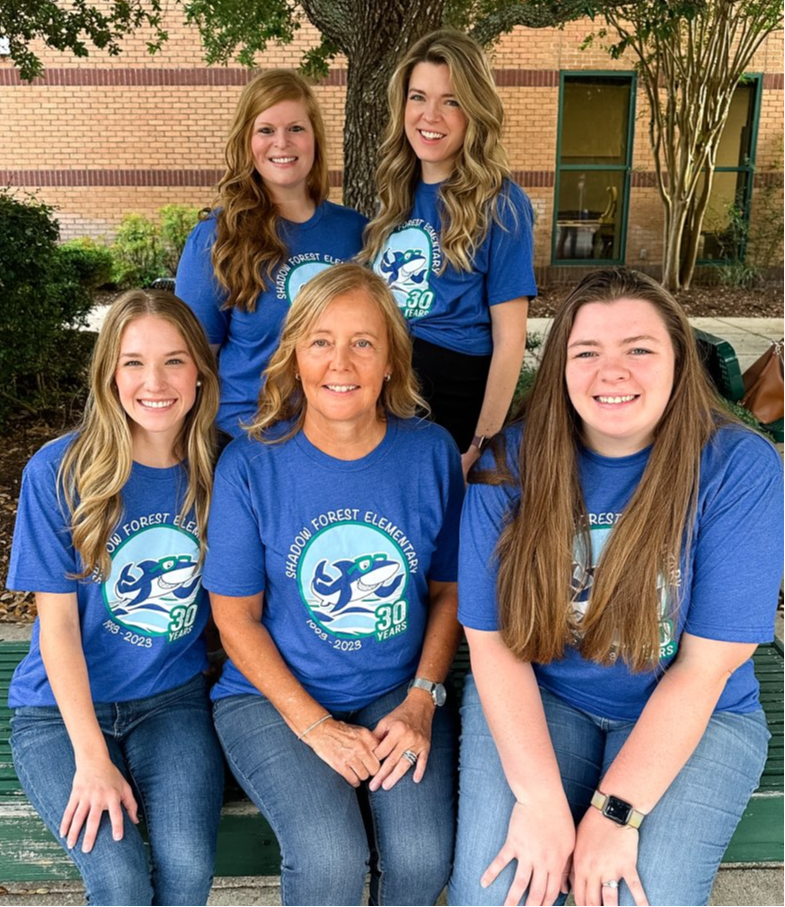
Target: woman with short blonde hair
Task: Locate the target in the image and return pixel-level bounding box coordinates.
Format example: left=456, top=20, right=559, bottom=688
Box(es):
left=206, top=263, right=464, bottom=906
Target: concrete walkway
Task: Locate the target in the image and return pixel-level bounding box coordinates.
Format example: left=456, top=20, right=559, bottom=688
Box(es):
left=0, top=866, right=782, bottom=905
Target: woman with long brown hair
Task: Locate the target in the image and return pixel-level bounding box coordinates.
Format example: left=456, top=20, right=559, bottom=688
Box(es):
left=176, top=69, right=367, bottom=438
left=450, top=268, right=783, bottom=906
left=7, top=290, right=224, bottom=905
left=361, top=30, right=536, bottom=478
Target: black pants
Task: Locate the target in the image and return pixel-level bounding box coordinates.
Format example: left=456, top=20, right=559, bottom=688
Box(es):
left=412, top=336, right=492, bottom=452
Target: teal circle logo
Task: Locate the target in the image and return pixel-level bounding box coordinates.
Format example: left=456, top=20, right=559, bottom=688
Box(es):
left=297, top=522, right=410, bottom=639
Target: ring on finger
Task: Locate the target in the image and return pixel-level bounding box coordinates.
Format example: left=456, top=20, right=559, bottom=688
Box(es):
left=401, top=749, right=417, bottom=766
left=602, top=880, right=619, bottom=889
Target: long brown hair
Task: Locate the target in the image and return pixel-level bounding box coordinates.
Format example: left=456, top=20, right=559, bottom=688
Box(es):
left=475, top=268, right=726, bottom=671
left=245, top=263, right=428, bottom=443
left=360, top=29, right=511, bottom=273
left=59, top=290, right=219, bottom=578
left=211, top=69, right=330, bottom=312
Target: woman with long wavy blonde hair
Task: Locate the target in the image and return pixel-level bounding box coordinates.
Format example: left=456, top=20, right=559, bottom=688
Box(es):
left=205, top=263, right=464, bottom=906
left=450, top=268, right=783, bottom=907
left=176, top=68, right=367, bottom=438
left=7, top=290, right=225, bottom=905
left=361, top=29, right=537, bottom=477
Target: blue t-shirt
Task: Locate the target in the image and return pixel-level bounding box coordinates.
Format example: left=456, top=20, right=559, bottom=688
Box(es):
left=7, top=435, right=210, bottom=708
left=205, top=417, right=464, bottom=711
left=176, top=202, right=368, bottom=436
left=458, top=422, right=784, bottom=720
left=372, top=179, right=537, bottom=356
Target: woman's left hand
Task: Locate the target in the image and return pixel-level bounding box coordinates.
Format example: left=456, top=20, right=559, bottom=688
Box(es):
left=461, top=447, right=481, bottom=481
left=571, top=807, right=649, bottom=906
left=368, top=693, right=435, bottom=791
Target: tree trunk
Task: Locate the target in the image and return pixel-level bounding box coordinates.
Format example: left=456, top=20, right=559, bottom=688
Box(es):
left=302, top=0, right=445, bottom=216
left=661, top=199, right=689, bottom=291
left=679, top=165, right=715, bottom=290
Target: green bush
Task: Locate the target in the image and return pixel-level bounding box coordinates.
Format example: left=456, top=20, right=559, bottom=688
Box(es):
left=0, top=190, right=95, bottom=429
left=59, top=237, right=115, bottom=290
left=111, top=213, right=167, bottom=288
left=111, top=206, right=200, bottom=287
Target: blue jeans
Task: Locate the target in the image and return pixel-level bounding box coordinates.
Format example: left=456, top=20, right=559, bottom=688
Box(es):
left=449, top=675, right=770, bottom=907
left=11, top=674, right=225, bottom=906
left=213, top=682, right=456, bottom=906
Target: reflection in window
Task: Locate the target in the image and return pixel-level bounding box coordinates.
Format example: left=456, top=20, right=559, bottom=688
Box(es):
left=699, top=81, right=759, bottom=262
left=554, top=75, right=634, bottom=264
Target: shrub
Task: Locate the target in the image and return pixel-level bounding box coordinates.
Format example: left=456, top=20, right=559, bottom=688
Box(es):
left=111, top=213, right=167, bottom=288
left=111, top=206, right=201, bottom=287
left=0, top=190, right=94, bottom=429
left=59, top=237, right=115, bottom=290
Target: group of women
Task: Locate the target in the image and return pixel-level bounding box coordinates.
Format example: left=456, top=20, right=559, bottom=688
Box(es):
left=7, top=27, right=783, bottom=907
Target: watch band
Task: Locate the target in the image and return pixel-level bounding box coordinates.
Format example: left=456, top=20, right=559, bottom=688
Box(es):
left=470, top=434, right=487, bottom=452
left=408, top=677, right=447, bottom=707
left=591, top=789, right=645, bottom=829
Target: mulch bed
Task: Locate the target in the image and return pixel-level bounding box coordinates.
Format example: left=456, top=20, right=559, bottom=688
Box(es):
left=1, top=282, right=782, bottom=622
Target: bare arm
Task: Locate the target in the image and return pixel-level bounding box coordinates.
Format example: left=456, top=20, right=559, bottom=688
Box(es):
left=468, top=627, right=575, bottom=907
left=210, top=591, right=380, bottom=786
left=462, top=298, right=529, bottom=478
left=571, top=634, right=756, bottom=907
left=37, top=592, right=138, bottom=852
left=370, top=579, right=461, bottom=790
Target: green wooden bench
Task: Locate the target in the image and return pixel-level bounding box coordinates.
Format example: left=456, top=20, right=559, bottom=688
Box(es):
left=0, top=639, right=782, bottom=880
left=694, top=327, right=784, bottom=443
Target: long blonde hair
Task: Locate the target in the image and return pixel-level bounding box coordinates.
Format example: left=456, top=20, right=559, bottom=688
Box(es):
left=361, top=29, right=511, bottom=273
left=245, top=263, right=428, bottom=442
left=474, top=268, right=727, bottom=672
left=59, top=290, right=220, bottom=579
left=212, top=69, right=330, bottom=312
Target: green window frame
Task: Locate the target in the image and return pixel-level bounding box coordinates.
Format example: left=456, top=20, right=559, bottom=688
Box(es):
left=552, top=71, right=637, bottom=266
left=698, top=74, right=763, bottom=265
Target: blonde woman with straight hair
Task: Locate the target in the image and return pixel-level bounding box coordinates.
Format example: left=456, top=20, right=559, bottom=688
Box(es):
left=176, top=68, right=367, bottom=438
left=362, top=29, right=537, bottom=476
left=450, top=268, right=783, bottom=907
left=205, top=263, right=464, bottom=905
left=7, top=290, right=225, bottom=905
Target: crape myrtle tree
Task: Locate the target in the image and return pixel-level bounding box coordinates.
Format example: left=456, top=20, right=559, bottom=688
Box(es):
left=3, top=0, right=623, bottom=215
left=585, top=0, right=784, bottom=291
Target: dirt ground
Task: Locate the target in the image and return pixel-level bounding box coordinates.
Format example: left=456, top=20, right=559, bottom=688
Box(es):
left=1, top=282, right=782, bottom=621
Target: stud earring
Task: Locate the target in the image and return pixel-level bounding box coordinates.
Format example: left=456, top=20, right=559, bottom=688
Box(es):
left=196, top=380, right=202, bottom=387
left=295, top=373, right=301, bottom=381
left=384, top=374, right=391, bottom=382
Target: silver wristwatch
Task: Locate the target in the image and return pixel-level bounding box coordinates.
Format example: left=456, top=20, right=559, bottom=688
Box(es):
left=408, top=677, right=447, bottom=707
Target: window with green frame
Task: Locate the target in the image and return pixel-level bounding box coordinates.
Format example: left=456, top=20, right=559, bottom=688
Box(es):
left=552, top=73, right=636, bottom=265
left=698, top=76, right=763, bottom=263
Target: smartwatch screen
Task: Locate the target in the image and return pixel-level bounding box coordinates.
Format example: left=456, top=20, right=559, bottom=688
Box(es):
left=603, top=795, right=633, bottom=825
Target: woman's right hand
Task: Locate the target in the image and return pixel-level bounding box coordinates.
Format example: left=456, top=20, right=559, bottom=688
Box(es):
left=302, top=718, right=381, bottom=787
left=481, top=796, right=575, bottom=907
left=60, top=758, right=139, bottom=853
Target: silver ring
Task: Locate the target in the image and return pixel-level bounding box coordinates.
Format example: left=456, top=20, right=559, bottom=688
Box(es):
left=401, top=749, right=417, bottom=766
left=602, top=880, right=619, bottom=889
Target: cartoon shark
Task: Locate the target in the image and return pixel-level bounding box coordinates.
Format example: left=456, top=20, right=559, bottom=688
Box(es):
left=379, top=249, right=427, bottom=295
left=110, top=554, right=201, bottom=616
left=311, top=553, right=403, bottom=614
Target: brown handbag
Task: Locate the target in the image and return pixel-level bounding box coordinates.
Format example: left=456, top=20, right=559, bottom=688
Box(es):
left=741, top=339, right=784, bottom=425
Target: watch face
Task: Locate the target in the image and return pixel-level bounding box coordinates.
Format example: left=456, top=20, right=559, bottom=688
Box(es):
left=434, top=684, right=447, bottom=706
left=603, top=795, right=633, bottom=825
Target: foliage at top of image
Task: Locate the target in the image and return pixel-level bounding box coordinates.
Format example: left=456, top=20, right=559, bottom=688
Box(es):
left=0, top=190, right=104, bottom=430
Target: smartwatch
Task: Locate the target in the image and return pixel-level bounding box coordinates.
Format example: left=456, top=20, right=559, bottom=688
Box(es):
left=591, top=789, right=645, bottom=829
left=408, top=677, right=447, bottom=707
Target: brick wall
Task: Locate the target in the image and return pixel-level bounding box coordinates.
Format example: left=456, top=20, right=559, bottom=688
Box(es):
left=1, top=12, right=781, bottom=278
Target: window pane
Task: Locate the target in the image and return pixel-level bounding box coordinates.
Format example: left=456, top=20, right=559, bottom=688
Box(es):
left=715, top=84, right=754, bottom=168
left=560, top=78, right=631, bottom=165
left=555, top=171, right=625, bottom=260
left=699, top=171, right=750, bottom=260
